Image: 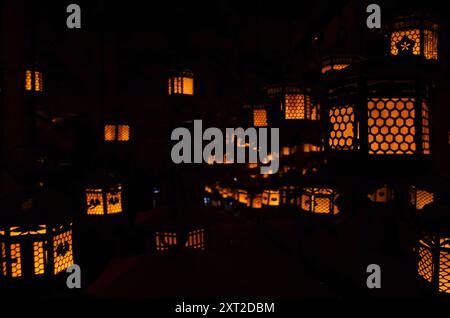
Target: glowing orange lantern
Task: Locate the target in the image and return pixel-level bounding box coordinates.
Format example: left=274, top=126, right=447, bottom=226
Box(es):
left=168, top=69, right=194, bottom=95
left=85, top=184, right=123, bottom=216
left=104, top=124, right=130, bottom=142
left=300, top=188, right=340, bottom=215
left=25, top=69, right=43, bottom=92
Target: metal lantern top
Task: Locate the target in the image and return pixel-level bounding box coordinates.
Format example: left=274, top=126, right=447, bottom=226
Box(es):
left=321, top=55, right=362, bottom=74
left=390, top=15, right=439, bottom=61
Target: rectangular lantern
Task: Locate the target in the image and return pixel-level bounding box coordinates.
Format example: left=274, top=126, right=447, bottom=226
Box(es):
left=168, top=69, right=194, bottom=95
left=0, top=223, right=73, bottom=279
left=262, top=190, right=280, bottom=207
left=155, top=229, right=205, bottom=252
left=104, top=124, right=130, bottom=142
left=25, top=70, right=43, bottom=92
left=390, top=16, right=439, bottom=60
left=410, top=186, right=434, bottom=210
left=267, top=84, right=320, bottom=121
left=248, top=194, right=262, bottom=209
left=367, top=184, right=394, bottom=203
left=326, top=78, right=432, bottom=156
left=301, top=188, right=340, bottom=215
left=253, top=108, right=268, bottom=127
left=417, top=233, right=450, bottom=294
left=85, top=184, right=123, bottom=216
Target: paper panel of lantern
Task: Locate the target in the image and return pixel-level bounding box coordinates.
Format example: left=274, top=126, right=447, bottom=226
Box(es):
left=390, top=16, right=438, bottom=60
left=409, top=186, right=434, bottom=210
left=25, top=70, right=43, bottom=92
left=262, top=190, right=280, bottom=207
left=104, top=124, right=130, bottom=142
left=417, top=233, right=450, bottom=294
left=85, top=184, right=123, bottom=216
left=367, top=185, right=394, bottom=203
left=168, top=70, right=194, bottom=95
left=0, top=223, right=73, bottom=279
left=326, top=79, right=432, bottom=156
left=300, top=188, right=340, bottom=215
left=267, top=85, right=320, bottom=121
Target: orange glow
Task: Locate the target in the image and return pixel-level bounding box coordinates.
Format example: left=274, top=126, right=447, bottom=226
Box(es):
left=329, top=106, right=356, bottom=150
left=301, top=188, right=339, bottom=214
left=186, top=229, right=205, bottom=250
left=10, top=225, right=47, bottom=236
left=106, top=185, right=122, bottom=214
left=156, top=232, right=177, bottom=251
left=168, top=76, right=194, bottom=95
left=321, top=64, right=350, bottom=74
left=11, top=243, right=22, bottom=277
left=253, top=109, right=268, bottom=127
left=418, top=237, right=450, bottom=293
left=34, top=241, right=45, bottom=275
left=25, top=70, right=43, bottom=92
left=104, top=125, right=130, bottom=142
left=53, top=230, right=74, bottom=274
left=86, top=188, right=104, bottom=215
left=262, top=190, right=280, bottom=206
left=285, top=94, right=309, bottom=119
left=367, top=185, right=393, bottom=203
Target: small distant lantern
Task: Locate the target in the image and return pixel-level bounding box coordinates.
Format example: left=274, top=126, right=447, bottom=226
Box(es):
left=85, top=184, right=123, bottom=216
left=367, top=184, right=394, bottom=203
left=25, top=69, right=43, bottom=92
left=267, top=84, right=320, bottom=121
left=262, top=189, right=280, bottom=207
left=168, top=69, right=194, bottom=95
left=104, top=124, right=130, bottom=142
left=234, top=189, right=249, bottom=205
left=390, top=15, right=439, bottom=60
left=248, top=194, right=262, bottom=209
left=300, top=188, right=340, bottom=215
left=155, top=229, right=205, bottom=252
left=326, top=77, right=432, bottom=156
left=253, top=105, right=268, bottom=127
left=281, top=186, right=301, bottom=207
left=417, top=231, right=450, bottom=294
left=410, top=186, right=434, bottom=210
left=301, top=143, right=322, bottom=153
left=321, top=56, right=361, bottom=74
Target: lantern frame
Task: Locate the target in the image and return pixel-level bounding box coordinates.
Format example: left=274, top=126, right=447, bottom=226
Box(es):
left=85, top=183, right=123, bottom=216
left=300, top=187, right=340, bottom=215
left=154, top=227, right=206, bottom=252
left=168, top=69, right=194, bottom=96
left=104, top=123, right=131, bottom=142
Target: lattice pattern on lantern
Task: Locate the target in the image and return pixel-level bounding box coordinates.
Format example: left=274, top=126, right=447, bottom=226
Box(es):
left=262, top=190, right=280, bottom=206
left=311, top=103, right=320, bottom=120
left=53, top=230, right=73, bottom=274
left=86, top=188, right=104, bottom=215
left=301, top=188, right=340, bottom=214
left=34, top=241, right=45, bottom=275
left=186, top=229, right=205, bottom=250
left=285, top=94, right=309, bottom=119
left=418, top=243, right=433, bottom=283
left=168, top=77, right=194, bottom=95
left=106, top=185, right=122, bottom=214
left=155, top=232, right=177, bottom=252
left=367, top=185, right=394, bottom=203
left=10, top=225, right=47, bottom=236
left=329, top=106, right=356, bottom=150
left=1, top=242, right=6, bottom=277
left=11, top=243, right=22, bottom=278
left=368, top=98, right=416, bottom=154
left=410, top=186, right=434, bottom=210
left=439, top=249, right=450, bottom=293
left=25, top=70, right=43, bottom=92
left=391, top=30, right=421, bottom=56
left=422, top=101, right=430, bottom=154
left=253, top=109, right=268, bottom=127
left=104, top=125, right=130, bottom=142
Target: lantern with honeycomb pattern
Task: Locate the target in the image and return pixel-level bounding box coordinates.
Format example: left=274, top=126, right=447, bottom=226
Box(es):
left=325, top=73, right=432, bottom=161
left=266, top=83, right=320, bottom=122
left=104, top=124, right=130, bottom=142
left=390, top=15, right=439, bottom=61
left=410, top=185, right=434, bottom=211
left=300, top=187, right=340, bottom=215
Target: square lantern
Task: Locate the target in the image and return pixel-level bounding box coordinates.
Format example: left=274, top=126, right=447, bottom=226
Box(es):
left=267, top=84, right=320, bottom=121
left=248, top=194, right=262, bottom=209
left=25, top=69, right=43, bottom=92
left=281, top=186, right=301, bottom=207
left=85, top=184, right=123, bottom=216
left=300, top=188, right=340, bottom=215
left=155, top=229, right=205, bottom=252
left=234, top=189, right=249, bottom=205
left=390, top=15, right=439, bottom=60
left=417, top=231, right=450, bottom=294
left=252, top=105, right=268, bottom=127
left=262, top=189, right=280, bottom=207
left=168, top=69, right=194, bottom=95
left=104, top=124, right=130, bottom=142
left=321, top=56, right=361, bottom=74
left=367, top=184, right=394, bottom=203
left=325, top=77, right=432, bottom=156
left=0, top=223, right=74, bottom=279
left=410, top=185, right=434, bottom=210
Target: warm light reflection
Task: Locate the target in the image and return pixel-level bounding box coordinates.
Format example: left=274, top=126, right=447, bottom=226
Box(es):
left=301, top=188, right=339, bottom=214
